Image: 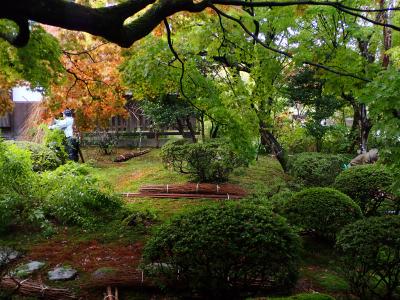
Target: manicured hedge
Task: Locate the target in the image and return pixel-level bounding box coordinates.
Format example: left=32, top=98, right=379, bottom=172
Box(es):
left=288, top=152, right=350, bottom=187
left=282, top=187, right=362, bottom=240
left=143, top=203, right=301, bottom=297
left=336, top=216, right=400, bottom=299
left=334, top=164, right=393, bottom=216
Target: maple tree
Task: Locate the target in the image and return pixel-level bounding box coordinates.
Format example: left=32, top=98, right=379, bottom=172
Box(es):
left=43, top=29, right=127, bottom=130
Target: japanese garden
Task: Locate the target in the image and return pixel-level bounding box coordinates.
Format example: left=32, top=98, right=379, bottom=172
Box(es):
left=0, top=0, right=399, bottom=299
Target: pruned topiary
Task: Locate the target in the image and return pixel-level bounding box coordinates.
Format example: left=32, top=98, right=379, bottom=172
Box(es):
left=142, top=202, right=301, bottom=298
left=334, top=164, right=394, bottom=216
left=282, top=187, right=362, bottom=240
left=161, top=139, right=246, bottom=182
left=288, top=152, right=350, bottom=187
left=336, top=216, right=400, bottom=299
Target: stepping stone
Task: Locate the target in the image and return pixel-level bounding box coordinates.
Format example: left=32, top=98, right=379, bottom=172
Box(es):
left=48, top=267, right=77, bottom=281
left=92, top=267, right=118, bottom=279
left=0, top=247, right=20, bottom=264
left=13, top=261, right=45, bottom=278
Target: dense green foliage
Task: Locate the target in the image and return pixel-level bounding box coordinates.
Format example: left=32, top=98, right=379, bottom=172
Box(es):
left=336, top=216, right=400, bottom=299
left=161, top=139, right=247, bottom=182
left=0, top=140, right=39, bottom=232
left=139, top=94, right=197, bottom=131
left=10, top=140, right=62, bottom=172
left=43, top=126, right=68, bottom=164
left=362, top=67, right=400, bottom=197
left=143, top=203, right=301, bottom=297
left=282, top=187, right=362, bottom=240
left=40, top=163, right=123, bottom=227
left=334, top=164, right=394, bottom=216
left=285, top=68, right=342, bottom=152
left=0, top=139, right=122, bottom=233
left=288, top=152, right=350, bottom=187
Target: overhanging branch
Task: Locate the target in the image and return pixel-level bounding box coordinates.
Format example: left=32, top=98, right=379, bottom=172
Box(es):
left=1, top=0, right=399, bottom=48
left=211, top=5, right=371, bottom=82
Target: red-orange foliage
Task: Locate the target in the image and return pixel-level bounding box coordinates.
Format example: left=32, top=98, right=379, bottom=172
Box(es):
left=44, top=30, right=127, bottom=131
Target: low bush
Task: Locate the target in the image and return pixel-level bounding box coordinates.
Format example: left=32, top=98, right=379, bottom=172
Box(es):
left=279, top=126, right=316, bottom=154
left=161, top=139, right=247, bottom=182
left=43, top=126, right=68, bottom=164
left=10, top=141, right=61, bottom=172
left=282, top=187, right=362, bottom=240
left=142, top=203, right=301, bottom=298
left=40, top=162, right=123, bottom=227
left=288, top=152, right=350, bottom=187
left=269, top=190, right=294, bottom=214
left=0, top=140, right=40, bottom=232
left=92, top=130, right=119, bottom=155
left=334, top=164, right=394, bottom=216
left=336, top=216, right=400, bottom=299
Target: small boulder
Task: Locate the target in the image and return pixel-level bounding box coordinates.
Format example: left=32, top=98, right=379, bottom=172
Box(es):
left=48, top=266, right=77, bottom=281
left=0, top=247, right=20, bottom=265
left=13, top=261, right=45, bottom=278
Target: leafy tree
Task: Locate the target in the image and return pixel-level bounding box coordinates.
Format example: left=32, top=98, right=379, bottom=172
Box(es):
left=139, top=94, right=198, bottom=142
left=0, top=22, right=63, bottom=115
left=285, top=67, right=342, bottom=152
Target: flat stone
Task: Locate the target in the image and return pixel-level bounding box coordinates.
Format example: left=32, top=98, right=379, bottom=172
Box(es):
left=13, top=261, right=45, bottom=278
left=0, top=247, right=20, bottom=264
left=92, top=267, right=118, bottom=279
left=48, top=267, right=77, bottom=281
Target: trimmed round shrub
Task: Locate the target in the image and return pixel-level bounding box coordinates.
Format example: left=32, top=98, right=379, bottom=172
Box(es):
left=282, top=187, right=362, bottom=240
left=336, top=216, right=400, bottom=299
left=161, top=139, right=246, bottom=182
left=288, top=152, right=350, bottom=187
left=11, top=141, right=62, bottom=172
left=334, top=164, right=393, bottom=216
left=142, top=203, right=301, bottom=297
left=269, top=190, right=294, bottom=214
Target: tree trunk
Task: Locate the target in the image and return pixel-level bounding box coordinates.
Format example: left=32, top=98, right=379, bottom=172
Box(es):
left=359, top=103, right=372, bottom=153
left=175, top=118, right=185, bottom=138
left=210, top=123, right=219, bottom=138
left=259, top=120, right=288, bottom=172
left=200, top=114, right=205, bottom=142
left=185, top=117, right=197, bottom=143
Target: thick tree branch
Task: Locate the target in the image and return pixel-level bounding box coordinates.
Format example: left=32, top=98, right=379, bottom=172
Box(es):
left=1, top=0, right=399, bottom=48
left=0, top=17, right=29, bottom=47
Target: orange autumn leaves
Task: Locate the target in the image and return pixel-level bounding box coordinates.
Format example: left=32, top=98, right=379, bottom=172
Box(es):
left=45, top=31, right=127, bottom=131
